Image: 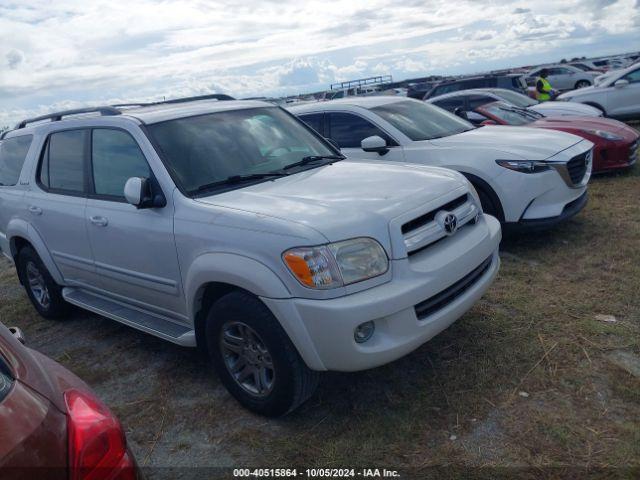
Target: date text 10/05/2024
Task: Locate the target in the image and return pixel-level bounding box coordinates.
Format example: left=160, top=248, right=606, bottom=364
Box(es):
left=233, top=468, right=401, bottom=478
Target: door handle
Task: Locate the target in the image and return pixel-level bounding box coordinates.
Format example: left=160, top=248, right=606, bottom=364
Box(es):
left=28, top=206, right=43, bottom=216
left=90, top=216, right=108, bottom=227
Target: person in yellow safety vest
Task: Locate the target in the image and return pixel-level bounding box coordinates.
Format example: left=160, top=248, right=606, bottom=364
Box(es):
left=536, top=68, right=553, bottom=102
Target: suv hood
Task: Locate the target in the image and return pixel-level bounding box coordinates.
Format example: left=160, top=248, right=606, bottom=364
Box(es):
left=429, top=125, right=583, bottom=160
left=195, top=161, right=467, bottom=243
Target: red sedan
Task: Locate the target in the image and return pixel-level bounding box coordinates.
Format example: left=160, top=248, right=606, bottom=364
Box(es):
left=0, top=322, right=138, bottom=480
left=473, top=101, right=639, bottom=173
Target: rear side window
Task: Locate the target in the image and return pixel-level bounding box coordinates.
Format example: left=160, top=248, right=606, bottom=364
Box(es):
left=467, top=95, right=495, bottom=110
left=299, top=114, right=324, bottom=136
left=433, top=97, right=465, bottom=112
left=462, top=79, right=489, bottom=89
left=327, top=113, right=392, bottom=148
left=91, top=129, right=150, bottom=198
left=0, top=135, right=32, bottom=187
left=622, top=68, right=640, bottom=84
left=39, top=130, right=87, bottom=194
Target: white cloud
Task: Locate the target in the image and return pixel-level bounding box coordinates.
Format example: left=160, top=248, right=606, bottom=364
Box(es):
left=0, top=0, right=638, bottom=126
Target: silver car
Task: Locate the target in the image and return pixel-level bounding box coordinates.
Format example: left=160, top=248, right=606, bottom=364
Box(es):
left=526, top=65, right=599, bottom=91
left=0, top=96, right=501, bottom=416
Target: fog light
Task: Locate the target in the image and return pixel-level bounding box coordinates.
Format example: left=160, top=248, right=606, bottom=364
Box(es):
left=354, top=321, right=375, bottom=343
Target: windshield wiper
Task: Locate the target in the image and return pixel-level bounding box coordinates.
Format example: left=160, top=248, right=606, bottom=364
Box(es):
left=499, top=105, right=540, bottom=120
left=195, top=172, right=290, bottom=193
left=282, top=155, right=345, bottom=171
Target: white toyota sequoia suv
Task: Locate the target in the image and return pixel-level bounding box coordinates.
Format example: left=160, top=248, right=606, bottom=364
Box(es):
left=0, top=96, right=501, bottom=415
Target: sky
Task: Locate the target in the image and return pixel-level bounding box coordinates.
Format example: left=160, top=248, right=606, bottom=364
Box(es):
left=1, top=0, right=639, bottom=127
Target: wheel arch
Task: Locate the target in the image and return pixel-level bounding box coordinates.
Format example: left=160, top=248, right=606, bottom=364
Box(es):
left=459, top=172, right=505, bottom=222
left=185, top=252, right=292, bottom=351
left=7, top=220, right=64, bottom=284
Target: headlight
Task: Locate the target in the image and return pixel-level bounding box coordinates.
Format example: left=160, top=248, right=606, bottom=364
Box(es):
left=586, top=129, right=623, bottom=141
left=283, top=238, right=388, bottom=289
left=496, top=159, right=550, bottom=173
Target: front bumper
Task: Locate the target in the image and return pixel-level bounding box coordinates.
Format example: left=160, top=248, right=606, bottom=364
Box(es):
left=263, top=215, right=501, bottom=372
left=593, top=138, right=638, bottom=173
left=512, top=191, right=588, bottom=231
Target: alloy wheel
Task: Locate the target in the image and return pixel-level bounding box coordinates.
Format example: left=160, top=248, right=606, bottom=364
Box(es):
left=220, top=321, right=275, bottom=397
left=26, top=261, right=50, bottom=310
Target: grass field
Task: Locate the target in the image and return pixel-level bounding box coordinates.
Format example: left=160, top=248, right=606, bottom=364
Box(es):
left=1, top=135, right=639, bottom=479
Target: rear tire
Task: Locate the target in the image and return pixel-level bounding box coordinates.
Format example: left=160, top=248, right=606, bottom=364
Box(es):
left=17, top=246, right=69, bottom=319
left=205, top=290, right=320, bottom=416
left=575, top=80, right=591, bottom=89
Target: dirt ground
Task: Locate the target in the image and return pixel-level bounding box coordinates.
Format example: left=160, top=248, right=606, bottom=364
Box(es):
left=1, top=134, right=639, bottom=479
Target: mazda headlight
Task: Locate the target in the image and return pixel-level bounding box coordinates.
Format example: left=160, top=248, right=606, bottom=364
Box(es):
left=283, top=238, right=388, bottom=289
left=496, top=159, right=550, bottom=173
left=586, top=129, right=623, bottom=141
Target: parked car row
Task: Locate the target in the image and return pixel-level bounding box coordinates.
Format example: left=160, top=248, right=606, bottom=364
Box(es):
left=424, top=88, right=639, bottom=173
left=0, top=77, right=636, bottom=479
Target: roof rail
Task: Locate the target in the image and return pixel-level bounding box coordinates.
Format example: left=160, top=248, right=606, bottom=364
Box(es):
left=15, top=106, right=121, bottom=130
left=160, top=93, right=235, bottom=104
left=8, top=94, right=236, bottom=136
left=112, top=93, right=235, bottom=109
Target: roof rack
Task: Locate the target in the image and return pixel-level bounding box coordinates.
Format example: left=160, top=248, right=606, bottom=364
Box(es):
left=112, top=93, right=235, bottom=109
left=15, top=106, right=121, bottom=130
left=6, top=93, right=236, bottom=137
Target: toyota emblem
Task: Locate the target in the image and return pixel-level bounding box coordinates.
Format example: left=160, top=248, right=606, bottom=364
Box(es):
left=443, top=213, right=458, bottom=235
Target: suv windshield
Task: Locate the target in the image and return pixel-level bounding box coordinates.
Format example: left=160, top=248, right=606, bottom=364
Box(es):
left=147, top=107, right=339, bottom=195
left=492, top=89, right=537, bottom=108
left=371, top=100, right=475, bottom=141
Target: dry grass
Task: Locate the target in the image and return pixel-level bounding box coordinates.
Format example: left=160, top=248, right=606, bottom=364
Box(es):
left=1, top=132, right=639, bottom=478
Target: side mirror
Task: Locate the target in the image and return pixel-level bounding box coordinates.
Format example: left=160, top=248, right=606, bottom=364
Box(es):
left=361, top=135, right=389, bottom=155
left=453, top=107, right=468, bottom=120
left=614, top=79, right=629, bottom=88
left=124, top=177, right=166, bottom=209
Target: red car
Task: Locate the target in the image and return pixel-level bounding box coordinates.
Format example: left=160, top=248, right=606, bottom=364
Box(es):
left=473, top=101, right=639, bottom=173
left=0, top=323, right=138, bottom=480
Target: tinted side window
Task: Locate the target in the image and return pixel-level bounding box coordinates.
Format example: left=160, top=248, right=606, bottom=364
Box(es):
left=463, top=79, right=489, bottom=89
left=623, top=68, right=640, bottom=84
left=327, top=113, right=391, bottom=149
left=0, top=135, right=32, bottom=187
left=432, top=97, right=465, bottom=112
left=91, top=129, right=150, bottom=198
left=467, top=95, right=495, bottom=110
left=299, top=114, right=324, bottom=136
left=40, top=130, right=87, bottom=193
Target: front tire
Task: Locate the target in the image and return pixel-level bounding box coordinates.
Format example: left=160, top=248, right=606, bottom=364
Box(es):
left=17, top=246, right=69, bottom=319
left=205, top=291, right=320, bottom=416
left=575, top=80, right=591, bottom=89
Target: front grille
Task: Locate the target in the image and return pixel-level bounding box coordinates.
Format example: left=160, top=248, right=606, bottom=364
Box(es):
left=630, top=140, right=639, bottom=164
left=401, top=194, right=480, bottom=255
left=402, top=194, right=468, bottom=234
left=567, top=151, right=589, bottom=184
left=414, top=255, right=493, bottom=319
